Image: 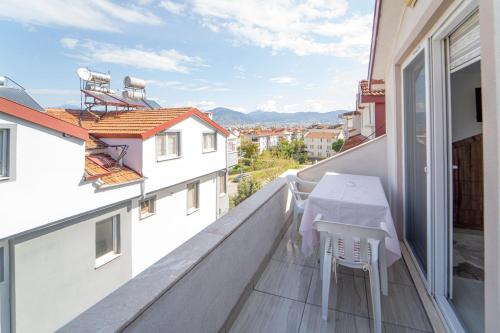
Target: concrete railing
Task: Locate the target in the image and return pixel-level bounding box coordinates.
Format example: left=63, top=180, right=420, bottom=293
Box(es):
left=60, top=178, right=292, bottom=332
left=298, top=135, right=388, bottom=193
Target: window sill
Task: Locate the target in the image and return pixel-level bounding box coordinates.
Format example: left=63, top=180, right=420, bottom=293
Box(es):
left=202, top=149, right=217, bottom=154
left=219, top=193, right=226, bottom=198
left=0, top=176, right=10, bottom=182
left=140, top=212, right=156, bottom=220
left=95, top=252, right=121, bottom=269
left=157, top=155, right=181, bottom=162
left=187, top=208, right=200, bottom=215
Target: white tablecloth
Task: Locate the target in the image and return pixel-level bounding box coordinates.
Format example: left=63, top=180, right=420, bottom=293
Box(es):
left=299, top=172, right=401, bottom=267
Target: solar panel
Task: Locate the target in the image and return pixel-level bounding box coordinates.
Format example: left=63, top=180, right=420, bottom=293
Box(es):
left=142, top=99, right=162, bottom=109
left=0, top=87, right=44, bottom=112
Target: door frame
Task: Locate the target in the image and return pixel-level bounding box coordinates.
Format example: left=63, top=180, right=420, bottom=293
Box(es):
left=401, top=40, right=434, bottom=293
left=430, top=0, right=479, bottom=332
left=0, top=239, right=10, bottom=333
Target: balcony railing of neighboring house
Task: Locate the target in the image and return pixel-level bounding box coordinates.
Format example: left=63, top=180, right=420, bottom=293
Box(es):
left=60, top=134, right=439, bottom=332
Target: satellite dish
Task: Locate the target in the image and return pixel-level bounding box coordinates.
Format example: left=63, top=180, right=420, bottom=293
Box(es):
left=77, top=68, right=92, bottom=81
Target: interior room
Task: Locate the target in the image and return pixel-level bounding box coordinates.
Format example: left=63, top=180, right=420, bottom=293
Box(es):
left=450, top=60, right=484, bottom=333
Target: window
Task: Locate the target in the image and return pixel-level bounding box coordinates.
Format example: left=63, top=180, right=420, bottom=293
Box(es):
left=187, top=182, right=199, bottom=213
left=156, top=132, right=180, bottom=160
left=218, top=172, right=226, bottom=196
left=95, top=216, right=120, bottom=267
left=228, top=139, right=237, bottom=153
left=203, top=132, right=217, bottom=152
left=0, top=129, right=8, bottom=178
left=139, top=197, right=156, bottom=219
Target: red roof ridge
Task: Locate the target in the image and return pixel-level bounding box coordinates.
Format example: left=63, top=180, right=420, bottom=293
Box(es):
left=0, top=97, right=88, bottom=140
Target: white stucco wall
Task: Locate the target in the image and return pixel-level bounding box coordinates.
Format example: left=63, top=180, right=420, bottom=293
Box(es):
left=141, top=116, right=227, bottom=194
left=130, top=172, right=218, bottom=275
left=0, top=114, right=142, bottom=240
left=101, top=138, right=144, bottom=174
left=12, top=205, right=132, bottom=333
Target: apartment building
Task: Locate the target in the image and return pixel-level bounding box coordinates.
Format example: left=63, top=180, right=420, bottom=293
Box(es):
left=304, top=131, right=339, bottom=159
left=226, top=128, right=240, bottom=168
left=356, top=79, right=386, bottom=139
left=0, top=83, right=229, bottom=332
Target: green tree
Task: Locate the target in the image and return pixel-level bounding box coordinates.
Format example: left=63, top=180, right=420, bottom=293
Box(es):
left=230, top=177, right=262, bottom=206
left=240, top=140, right=259, bottom=159
left=332, top=138, right=344, bottom=153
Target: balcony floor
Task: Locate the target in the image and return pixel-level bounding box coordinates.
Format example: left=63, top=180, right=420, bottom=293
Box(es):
left=229, top=226, right=434, bottom=333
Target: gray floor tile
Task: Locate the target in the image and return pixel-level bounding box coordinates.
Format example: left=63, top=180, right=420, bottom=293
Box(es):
left=229, top=291, right=304, bottom=333
left=367, top=259, right=413, bottom=286
left=338, top=265, right=366, bottom=277
left=380, top=322, right=433, bottom=333
left=366, top=282, right=432, bottom=332
left=272, top=226, right=318, bottom=268
left=299, top=304, right=371, bottom=333
left=307, top=269, right=369, bottom=317
left=255, top=259, right=314, bottom=302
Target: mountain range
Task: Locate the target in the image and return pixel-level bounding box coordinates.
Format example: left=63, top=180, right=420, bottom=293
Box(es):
left=209, top=107, right=348, bottom=126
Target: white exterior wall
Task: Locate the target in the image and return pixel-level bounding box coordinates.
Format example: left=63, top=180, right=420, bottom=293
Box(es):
left=0, top=113, right=142, bottom=240
left=142, top=117, right=227, bottom=194
left=304, top=137, right=335, bottom=159
left=131, top=172, right=218, bottom=275
left=101, top=138, right=144, bottom=174
left=361, top=104, right=376, bottom=138
left=12, top=205, right=132, bottom=333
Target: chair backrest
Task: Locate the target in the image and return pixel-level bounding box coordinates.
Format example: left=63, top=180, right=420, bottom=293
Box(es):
left=313, top=214, right=388, bottom=264
left=285, top=174, right=304, bottom=203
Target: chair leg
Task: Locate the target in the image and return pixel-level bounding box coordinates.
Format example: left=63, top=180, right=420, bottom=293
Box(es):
left=369, top=262, right=382, bottom=333
left=379, top=243, right=388, bottom=296
left=291, top=208, right=298, bottom=242
left=322, top=250, right=332, bottom=321
left=319, top=232, right=325, bottom=280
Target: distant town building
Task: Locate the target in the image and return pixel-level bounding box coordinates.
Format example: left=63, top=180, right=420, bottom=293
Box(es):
left=304, top=131, right=340, bottom=159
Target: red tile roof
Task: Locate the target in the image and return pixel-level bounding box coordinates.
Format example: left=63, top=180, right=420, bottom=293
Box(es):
left=304, top=131, right=338, bottom=139
left=359, top=80, right=385, bottom=96
left=0, top=98, right=88, bottom=140
left=340, top=134, right=369, bottom=152
left=46, top=107, right=229, bottom=139
left=85, top=153, right=142, bottom=185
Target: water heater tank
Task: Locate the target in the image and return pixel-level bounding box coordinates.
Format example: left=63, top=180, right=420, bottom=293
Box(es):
left=122, top=90, right=146, bottom=100
left=77, top=68, right=111, bottom=84
left=124, top=76, right=146, bottom=89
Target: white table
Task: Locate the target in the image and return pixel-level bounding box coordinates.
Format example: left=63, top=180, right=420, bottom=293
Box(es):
left=299, top=172, right=401, bottom=267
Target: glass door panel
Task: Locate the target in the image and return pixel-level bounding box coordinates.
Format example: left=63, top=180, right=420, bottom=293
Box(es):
left=404, top=50, right=428, bottom=275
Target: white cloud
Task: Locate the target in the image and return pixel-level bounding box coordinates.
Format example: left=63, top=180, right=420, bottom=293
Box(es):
left=258, top=99, right=278, bottom=112
left=0, top=0, right=162, bottom=32
left=159, top=1, right=186, bottom=15
left=148, top=79, right=227, bottom=91
left=173, top=0, right=372, bottom=60
left=187, top=100, right=216, bottom=110
left=270, top=76, right=297, bottom=84
left=60, top=38, right=79, bottom=49
left=63, top=39, right=204, bottom=73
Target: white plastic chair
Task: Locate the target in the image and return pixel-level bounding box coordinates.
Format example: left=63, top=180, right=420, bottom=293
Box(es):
left=313, top=214, right=389, bottom=333
left=285, top=175, right=318, bottom=242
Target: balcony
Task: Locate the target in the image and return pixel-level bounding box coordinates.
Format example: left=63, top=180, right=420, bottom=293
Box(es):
left=60, top=136, right=437, bottom=333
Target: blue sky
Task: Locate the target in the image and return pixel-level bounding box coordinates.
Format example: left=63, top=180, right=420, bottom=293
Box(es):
left=0, top=0, right=374, bottom=113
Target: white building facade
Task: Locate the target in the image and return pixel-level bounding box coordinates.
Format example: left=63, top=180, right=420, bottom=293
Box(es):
left=0, top=93, right=229, bottom=333
left=303, top=131, right=339, bottom=159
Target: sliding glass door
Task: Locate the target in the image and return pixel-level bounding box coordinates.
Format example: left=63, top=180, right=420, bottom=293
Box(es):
left=404, top=50, right=428, bottom=275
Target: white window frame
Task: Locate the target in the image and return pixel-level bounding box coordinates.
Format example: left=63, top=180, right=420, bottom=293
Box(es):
left=139, top=196, right=156, bottom=220
left=0, top=125, right=15, bottom=182
left=156, top=131, right=181, bottom=161
left=186, top=181, right=200, bottom=214
left=202, top=132, right=217, bottom=153
left=218, top=171, right=227, bottom=197
left=95, top=215, right=120, bottom=268
left=0, top=129, right=8, bottom=178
